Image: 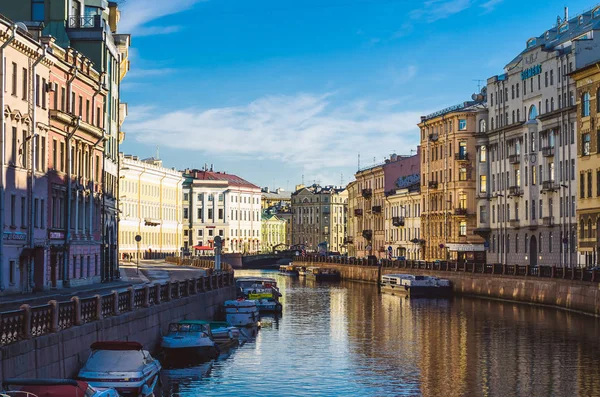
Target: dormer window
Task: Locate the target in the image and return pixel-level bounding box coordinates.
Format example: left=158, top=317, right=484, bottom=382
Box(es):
left=594, top=7, right=600, bottom=19
left=545, top=31, right=550, bottom=40
left=559, top=22, right=569, bottom=34
left=527, top=38, right=537, bottom=48
left=579, top=15, right=584, bottom=25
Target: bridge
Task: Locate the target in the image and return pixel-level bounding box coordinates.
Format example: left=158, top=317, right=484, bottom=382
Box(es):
left=238, top=251, right=296, bottom=269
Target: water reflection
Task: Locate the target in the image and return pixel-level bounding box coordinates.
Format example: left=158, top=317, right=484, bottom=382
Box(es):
left=161, top=270, right=600, bottom=396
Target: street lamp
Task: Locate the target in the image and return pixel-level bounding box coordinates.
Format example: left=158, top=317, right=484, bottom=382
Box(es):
left=135, top=234, right=141, bottom=274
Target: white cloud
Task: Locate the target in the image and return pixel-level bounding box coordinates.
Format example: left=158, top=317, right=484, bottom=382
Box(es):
left=118, top=0, right=205, bottom=36
left=480, top=0, right=503, bottom=13
left=410, top=0, right=472, bottom=22
left=124, top=94, right=424, bottom=178
left=127, top=68, right=176, bottom=79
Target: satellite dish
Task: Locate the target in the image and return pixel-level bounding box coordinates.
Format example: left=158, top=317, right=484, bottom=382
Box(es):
left=471, top=93, right=478, bottom=100
left=15, top=22, right=28, bottom=32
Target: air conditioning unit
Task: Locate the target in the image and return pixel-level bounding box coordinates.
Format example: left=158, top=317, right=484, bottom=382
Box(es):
left=47, top=82, right=56, bottom=92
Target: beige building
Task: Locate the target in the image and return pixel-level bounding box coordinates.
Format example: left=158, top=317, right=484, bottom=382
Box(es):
left=346, top=180, right=359, bottom=257
left=118, top=155, right=183, bottom=259
left=419, top=97, right=487, bottom=263
left=261, top=187, right=291, bottom=210
left=261, top=212, right=287, bottom=253
left=572, top=35, right=600, bottom=266
left=385, top=187, right=422, bottom=260
left=291, top=184, right=347, bottom=254
left=351, top=164, right=385, bottom=258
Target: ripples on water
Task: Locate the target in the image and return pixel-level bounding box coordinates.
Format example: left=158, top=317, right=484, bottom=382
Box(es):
left=160, top=270, right=600, bottom=396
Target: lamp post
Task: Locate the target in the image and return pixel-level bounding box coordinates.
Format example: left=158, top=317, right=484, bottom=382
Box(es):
left=135, top=234, right=141, bottom=275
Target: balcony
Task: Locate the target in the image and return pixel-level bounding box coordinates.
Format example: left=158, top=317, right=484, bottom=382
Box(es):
left=454, top=208, right=468, bottom=216
left=362, top=230, right=373, bottom=240
left=509, top=219, right=520, bottom=229
left=429, top=133, right=439, bottom=141
left=509, top=185, right=523, bottom=197
left=362, top=188, right=372, bottom=199
left=542, top=216, right=555, bottom=227
left=455, top=152, right=469, bottom=161
left=354, top=209, right=363, bottom=216
left=508, top=154, right=520, bottom=164
left=67, top=15, right=103, bottom=29
left=428, top=181, right=439, bottom=189
left=541, top=180, right=558, bottom=192
left=392, top=216, right=405, bottom=227
left=372, top=205, right=382, bottom=214
left=542, top=146, right=555, bottom=157
left=144, top=218, right=161, bottom=227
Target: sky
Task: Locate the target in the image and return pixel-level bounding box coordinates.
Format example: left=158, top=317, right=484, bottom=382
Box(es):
left=119, top=0, right=595, bottom=191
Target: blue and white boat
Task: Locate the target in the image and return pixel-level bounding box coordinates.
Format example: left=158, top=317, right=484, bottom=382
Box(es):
left=380, top=274, right=452, bottom=298
left=161, top=321, right=220, bottom=362
left=224, top=299, right=260, bottom=327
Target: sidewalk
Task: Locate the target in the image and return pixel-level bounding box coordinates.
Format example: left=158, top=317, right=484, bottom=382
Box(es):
left=0, top=260, right=210, bottom=312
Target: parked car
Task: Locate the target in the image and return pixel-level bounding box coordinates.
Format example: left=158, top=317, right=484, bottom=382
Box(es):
left=2, top=378, right=119, bottom=397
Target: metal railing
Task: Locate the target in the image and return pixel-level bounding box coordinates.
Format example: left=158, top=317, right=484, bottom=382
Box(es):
left=67, top=15, right=102, bottom=29
left=0, top=264, right=234, bottom=347
left=295, top=256, right=600, bottom=283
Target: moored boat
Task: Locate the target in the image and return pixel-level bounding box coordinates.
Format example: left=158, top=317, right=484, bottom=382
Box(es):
left=236, top=277, right=283, bottom=313
left=279, top=264, right=299, bottom=276
left=298, top=266, right=308, bottom=277
left=2, top=379, right=119, bottom=397
left=380, top=274, right=452, bottom=298
left=179, top=320, right=241, bottom=350
left=306, top=267, right=341, bottom=282
left=78, top=341, right=161, bottom=397
left=224, top=299, right=260, bottom=327
left=161, top=321, right=220, bottom=362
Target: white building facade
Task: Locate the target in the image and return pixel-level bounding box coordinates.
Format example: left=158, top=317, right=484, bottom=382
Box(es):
left=182, top=170, right=262, bottom=254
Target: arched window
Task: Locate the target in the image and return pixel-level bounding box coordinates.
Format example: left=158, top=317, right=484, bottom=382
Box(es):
left=515, top=234, right=519, bottom=254
left=550, top=97, right=554, bottom=111
left=517, top=109, right=520, bottom=122
left=583, top=92, right=591, bottom=117
left=479, top=119, right=486, bottom=133
left=581, top=219, right=585, bottom=239
left=588, top=219, right=593, bottom=239
left=529, top=105, right=538, bottom=120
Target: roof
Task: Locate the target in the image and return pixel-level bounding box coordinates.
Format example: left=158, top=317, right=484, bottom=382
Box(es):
left=505, top=7, right=600, bottom=69
left=183, top=169, right=260, bottom=189
left=262, top=191, right=292, bottom=200
left=292, top=184, right=346, bottom=196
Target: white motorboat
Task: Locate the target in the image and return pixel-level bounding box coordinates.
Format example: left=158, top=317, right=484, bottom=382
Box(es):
left=2, top=379, right=119, bottom=397
left=161, top=321, right=220, bottom=362
left=380, top=274, right=452, bottom=298
left=224, top=299, right=260, bottom=327
left=236, top=277, right=283, bottom=313
left=78, top=341, right=161, bottom=397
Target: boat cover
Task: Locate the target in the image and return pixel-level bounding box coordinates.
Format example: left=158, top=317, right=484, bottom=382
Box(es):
left=2, top=379, right=90, bottom=396
left=82, top=350, right=148, bottom=372
left=90, top=341, right=143, bottom=351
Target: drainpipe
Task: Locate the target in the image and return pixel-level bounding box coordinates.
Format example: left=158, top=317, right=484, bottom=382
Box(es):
left=28, top=45, right=47, bottom=291
left=63, top=117, right=80, bottom=283
left=0, top=24, right=17, bottom=292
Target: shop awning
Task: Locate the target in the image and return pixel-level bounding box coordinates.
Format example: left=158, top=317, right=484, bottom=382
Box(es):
left=193, top=245, right=213, bottom=251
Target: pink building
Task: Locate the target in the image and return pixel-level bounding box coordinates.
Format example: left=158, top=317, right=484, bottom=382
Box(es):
left=383, top=146, right=421, bottom=193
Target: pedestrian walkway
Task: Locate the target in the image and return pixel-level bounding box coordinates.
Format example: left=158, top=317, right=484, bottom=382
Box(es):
left=0, top=259, right=209, bottom=312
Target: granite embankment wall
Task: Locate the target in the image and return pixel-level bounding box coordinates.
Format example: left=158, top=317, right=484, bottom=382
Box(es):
left=0, top=279, right=236, bottom=382
left=303, top=262, right=600, bottom=316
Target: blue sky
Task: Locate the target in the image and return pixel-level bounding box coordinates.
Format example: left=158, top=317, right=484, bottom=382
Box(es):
left=119, top=0, right=594, bottom=190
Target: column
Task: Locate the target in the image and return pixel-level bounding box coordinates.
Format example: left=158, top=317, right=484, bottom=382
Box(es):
left=82, top=195, right=86, bottom=235
left=89, top=196, right=93, bottom=235
left=75, top=190, right=79, bottom=235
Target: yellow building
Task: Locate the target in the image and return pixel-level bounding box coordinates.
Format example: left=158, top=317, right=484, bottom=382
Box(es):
left=291, top=184, right=348, bottom=254
left=118, top=155, right=183, bottom=259
left=346, top=181, right=359, bottom=257
left=385, top=186, right=422, bottom=260
left=418, top=99, right=487, bottom=263
left=261, top=212, right=287, bottom=253
left=572, top=51, right=600, bottom=266
left=352, top=164, right=385, bottom=258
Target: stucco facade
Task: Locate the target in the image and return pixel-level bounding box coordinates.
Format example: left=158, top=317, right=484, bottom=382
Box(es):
left=118, top=155, right=183, bottom=260
left=261, top=212, right=286, bottom=253
left=419, top=99, right=487, bottom=263
left=384, top=186, right=422, bottom=260
left=291, top=184, right=347, bottom=254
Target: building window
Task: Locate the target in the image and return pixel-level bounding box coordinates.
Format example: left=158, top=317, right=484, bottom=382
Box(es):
left=183, top=208, right=189, bottom=219
left=458, top=119, right=467, bottom=130
left=588, top=172, right=593, bottom=198
left=480, top=175, right=487, bottom=193
left=529, top=105, right=538, bottom=120
left=208, top=194, right=213, bottom=201
left=479, top=205, right=487, bottom=223
left=183, top=193, right=189, bottom=201
left=583, top=133, right=591, bottom=155
left=218, top=208, right=223, bottom=219
left=11, top=62, right=16, bottom=96
left=197, top=208, right=202, bottom=220
left=459, top=193, right=467, bottom=209
left=459, top=221, right=467, bottom=236
left=480, top=145, right=486, bottom=162
left=218, top=193, right=224, bottom=202
left=532, top=166, right=537, bottom=185
left=479, top=119, right=486, bottom=133
left=582, top=92, right=591, bottom=117
left=208, top=208, right=213, bottom=219
left=459, top=167, right=467, bottom=181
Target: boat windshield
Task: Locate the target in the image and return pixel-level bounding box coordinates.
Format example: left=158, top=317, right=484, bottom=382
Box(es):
left=84, top=350, right=148, bottom=372
left=169, top=323, right=206, bottom=333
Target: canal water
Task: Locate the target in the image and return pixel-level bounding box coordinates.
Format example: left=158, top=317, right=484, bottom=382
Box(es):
left=160, top=270, right=600, bottom=396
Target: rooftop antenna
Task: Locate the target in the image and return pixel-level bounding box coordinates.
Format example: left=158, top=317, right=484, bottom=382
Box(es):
left=472, top=79, right=484, bottom=92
